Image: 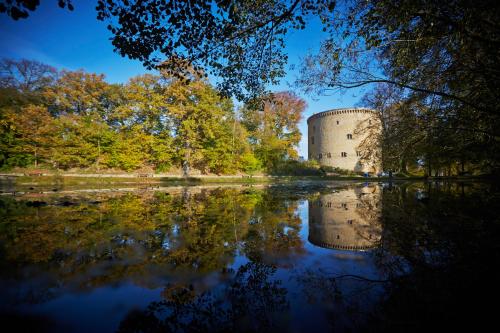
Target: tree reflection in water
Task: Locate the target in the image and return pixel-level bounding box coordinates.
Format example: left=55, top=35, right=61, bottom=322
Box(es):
left=0, top=187, right=302, bottom=305
left=0, top=182, right=499, bottom=331
left=117, top=262, right=288, bottom=333
left=367, top=181, right=500, bottom=330
left=301, top=181, right=500, bottom=331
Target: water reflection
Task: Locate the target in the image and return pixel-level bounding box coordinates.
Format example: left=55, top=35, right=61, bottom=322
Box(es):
left=0, top=181, right=498, bottom=332
left=308, top=184, right=382, bottom=251
left=117, top=262, right=289, bottom=333
left=0, top=187, right=302, bottom=306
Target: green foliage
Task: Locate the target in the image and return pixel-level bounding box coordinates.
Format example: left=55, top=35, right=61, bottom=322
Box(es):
left=240, top=152, right=263, bottom=174
left=165, top=78, right=242, bottom=174
left=270, top=159, right=322, bottom=176
left=241, top=91, right=306, bottom=172
left=319, top=166, right=358, bottom=177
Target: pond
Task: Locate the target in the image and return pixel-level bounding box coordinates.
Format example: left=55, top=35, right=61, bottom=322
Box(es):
left=0, top=181, right=498, bottom=332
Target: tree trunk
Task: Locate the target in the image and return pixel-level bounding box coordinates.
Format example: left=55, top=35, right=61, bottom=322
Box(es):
left=183, top=141, right=191, bottom=177
left=400, top=157, right=407, bottom=174
left=96, top=137, right=100, bottom=171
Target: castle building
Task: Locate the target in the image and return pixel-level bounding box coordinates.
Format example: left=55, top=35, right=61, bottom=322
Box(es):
left=307, top=108, right=382, bottom=174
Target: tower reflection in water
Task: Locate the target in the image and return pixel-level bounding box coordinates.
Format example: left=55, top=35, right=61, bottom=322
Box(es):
left=308, top=184, right=382, bottom=251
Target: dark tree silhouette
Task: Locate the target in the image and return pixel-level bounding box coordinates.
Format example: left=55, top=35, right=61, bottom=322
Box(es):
left=1, top=0, right=336, bottom=100
left=0, top=0, right=73, bottom=20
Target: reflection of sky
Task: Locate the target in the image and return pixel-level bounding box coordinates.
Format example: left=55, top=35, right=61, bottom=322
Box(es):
left=26, top=284, right=159, bottom=333
left=0, top=3, right=367, bottom=158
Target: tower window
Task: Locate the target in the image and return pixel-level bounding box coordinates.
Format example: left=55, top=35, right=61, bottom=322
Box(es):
left=347, top=134, right=353, bottom=139
left=356, top=151, right=361, bottom=156
left=327, top=152, right=331, bottom=158
left=318, top=153, right=323, bottom=159
left=341, top=152, right=347, bottom=157
left=313, top=125, right=316, bottom=132
left=311, top=136, right=314, bottom=144
left=336, top=120, right=339, bottom=125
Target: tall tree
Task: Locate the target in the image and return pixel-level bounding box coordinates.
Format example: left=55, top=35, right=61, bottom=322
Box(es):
left=166, top=78, right=239, bottom=174
left=0, top=58, right=57, bottom=93
left=110, top=74, right=169, bottom=133
left=6, top=105, right=56, bottom=167
left=44, top=70, right=110, bottom=117
left=242, top=91, right=305, bottom=171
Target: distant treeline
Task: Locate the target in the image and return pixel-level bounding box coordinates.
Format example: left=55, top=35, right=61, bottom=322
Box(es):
left=0, top=59, right=306, bottom=174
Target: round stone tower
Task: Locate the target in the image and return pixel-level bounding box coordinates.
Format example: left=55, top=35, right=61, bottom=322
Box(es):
left=308, top=185, right=382, bottom=251
left=307, top=108, right=382, bottom=174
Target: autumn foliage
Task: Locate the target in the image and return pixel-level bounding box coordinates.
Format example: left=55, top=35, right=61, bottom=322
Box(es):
left=0, top=59, right=305, bottom=174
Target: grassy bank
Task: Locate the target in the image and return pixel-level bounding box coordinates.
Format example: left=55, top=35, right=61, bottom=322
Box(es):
left=0, top=173, right=431, bottom=188
left=0, top=174, right=271, bottom=188
left=3, top=172, right=491, bottom=187
left=2, top=174, right=492, bottom=194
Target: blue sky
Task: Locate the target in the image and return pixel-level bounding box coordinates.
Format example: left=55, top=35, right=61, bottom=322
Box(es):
left=0, top=1, right=367, bottom=157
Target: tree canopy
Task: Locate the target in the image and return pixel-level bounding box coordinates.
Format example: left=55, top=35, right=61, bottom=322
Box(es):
left=1, top=0, right=336, bottom=100
left=0, top=58, right=305, bottom=174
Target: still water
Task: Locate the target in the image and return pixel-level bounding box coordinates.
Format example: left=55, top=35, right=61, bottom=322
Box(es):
left=0, top=181, right=498, bottom=332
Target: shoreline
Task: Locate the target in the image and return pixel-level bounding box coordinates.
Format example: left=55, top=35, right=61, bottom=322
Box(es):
left=0, top=173, right=492, bottom=188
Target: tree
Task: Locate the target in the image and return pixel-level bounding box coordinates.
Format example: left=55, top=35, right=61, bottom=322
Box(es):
left=51, top=114, right=109, bottom=169
left=13, top=104, right=56, bottom=167
left=0, top=58, right=58, bottom=109
left=0, top=104, right=56, bottom=168
left=1, top=0, right=339, bottom=100
left=0, top=59, right=59, bottom=168
left=44, top=70, right=110, bottom=117
left=110, top=74, right=169, bottom=133
left=166, top=77, right=239, bottom=174
left=296, top=0, right=500, bottom=173
left=94, top=0, right=337, bottom=100
left=0, top=58, right=57, bottom=93
left=240, top=151, right=263, bottom=174
left=242, top=91, right=305, bottom=171
left=360, top=84, right=425, bottom=174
